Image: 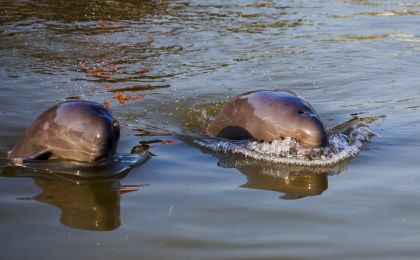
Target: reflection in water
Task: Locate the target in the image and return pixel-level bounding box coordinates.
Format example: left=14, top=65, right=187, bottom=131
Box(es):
left=218, top=156, right=347, bottom=200
left=1, top=166, right=146, bottom=231
left=32, top=177, right=122, bottom=231
left=237, top=165, right=328, bottom=200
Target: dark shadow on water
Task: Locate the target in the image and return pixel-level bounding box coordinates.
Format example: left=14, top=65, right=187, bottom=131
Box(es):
left=1, top=165, right=148, bottom=231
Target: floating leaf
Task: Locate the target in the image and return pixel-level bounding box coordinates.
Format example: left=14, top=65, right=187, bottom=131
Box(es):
left=160, top=140, right=176, bottom=144
left=107, top=84, right=170, bottom=92
left=138, top=67, right=151, bottom=74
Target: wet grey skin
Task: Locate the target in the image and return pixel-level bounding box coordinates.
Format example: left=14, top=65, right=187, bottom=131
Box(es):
left=8, top=101, right=120, bottom=162
left=207, top=90, right=327, bottom=148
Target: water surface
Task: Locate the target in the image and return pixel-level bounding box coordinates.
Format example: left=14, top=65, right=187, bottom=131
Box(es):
left=1, top=0, right=420, bottom=259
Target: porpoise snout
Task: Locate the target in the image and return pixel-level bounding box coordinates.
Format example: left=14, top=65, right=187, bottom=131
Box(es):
left=298, top=114, right=327, bottom=148
left=89, top=117, right=120, bottom=161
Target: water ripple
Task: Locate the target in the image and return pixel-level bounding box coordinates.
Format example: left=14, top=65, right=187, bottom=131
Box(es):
left=1, top=152, right=151, bottom=179
left=193, top=125, right=374, bottom=166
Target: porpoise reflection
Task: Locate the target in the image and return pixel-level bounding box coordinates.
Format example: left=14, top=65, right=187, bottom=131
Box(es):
left=1, top=166, right=147, bottom=231
left=8, top=101, right=120, bottom=163
left=207, top=90, right=327, bottom=148
left=238, top=165, right=328, bottom=200
left=32, top=177, right=122, bottom=231
left=216, top=157, right=348, bottom=199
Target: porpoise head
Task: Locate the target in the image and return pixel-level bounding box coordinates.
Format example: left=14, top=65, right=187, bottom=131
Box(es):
left=208, top=90, right=328, bottom=148
left=249, top=91, right=327, bottom=147
left=8, top=101, right=120, bottom=162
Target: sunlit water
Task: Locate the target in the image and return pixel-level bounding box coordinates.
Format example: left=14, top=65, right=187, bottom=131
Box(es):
left=1, top=0, right=420, bottom=259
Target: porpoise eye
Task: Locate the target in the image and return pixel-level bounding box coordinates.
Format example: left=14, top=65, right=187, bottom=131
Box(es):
left=298, top=110, right=304, bottom=114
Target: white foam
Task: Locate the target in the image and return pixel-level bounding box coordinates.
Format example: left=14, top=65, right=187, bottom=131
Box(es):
left=194, top=126, right=373, bottom=166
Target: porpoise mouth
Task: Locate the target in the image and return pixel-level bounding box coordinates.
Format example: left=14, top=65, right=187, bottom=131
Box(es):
left=298, top=126, right=327, bottom=148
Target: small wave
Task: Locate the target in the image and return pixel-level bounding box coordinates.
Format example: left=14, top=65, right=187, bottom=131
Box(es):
left=193, top=126, right=374, bottom=166
left=0, top=153, right=151, bottom=179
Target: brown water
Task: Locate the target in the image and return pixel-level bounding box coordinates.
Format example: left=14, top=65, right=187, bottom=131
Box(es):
left=1, top=0, right=420, bottom=259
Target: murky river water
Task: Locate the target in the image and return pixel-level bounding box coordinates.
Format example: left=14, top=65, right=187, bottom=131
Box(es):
left=1, top=0, right=420, bottom=259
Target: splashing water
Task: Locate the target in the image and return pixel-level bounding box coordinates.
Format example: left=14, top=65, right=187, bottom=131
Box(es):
left=193, top=125, right=374, bottom=166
